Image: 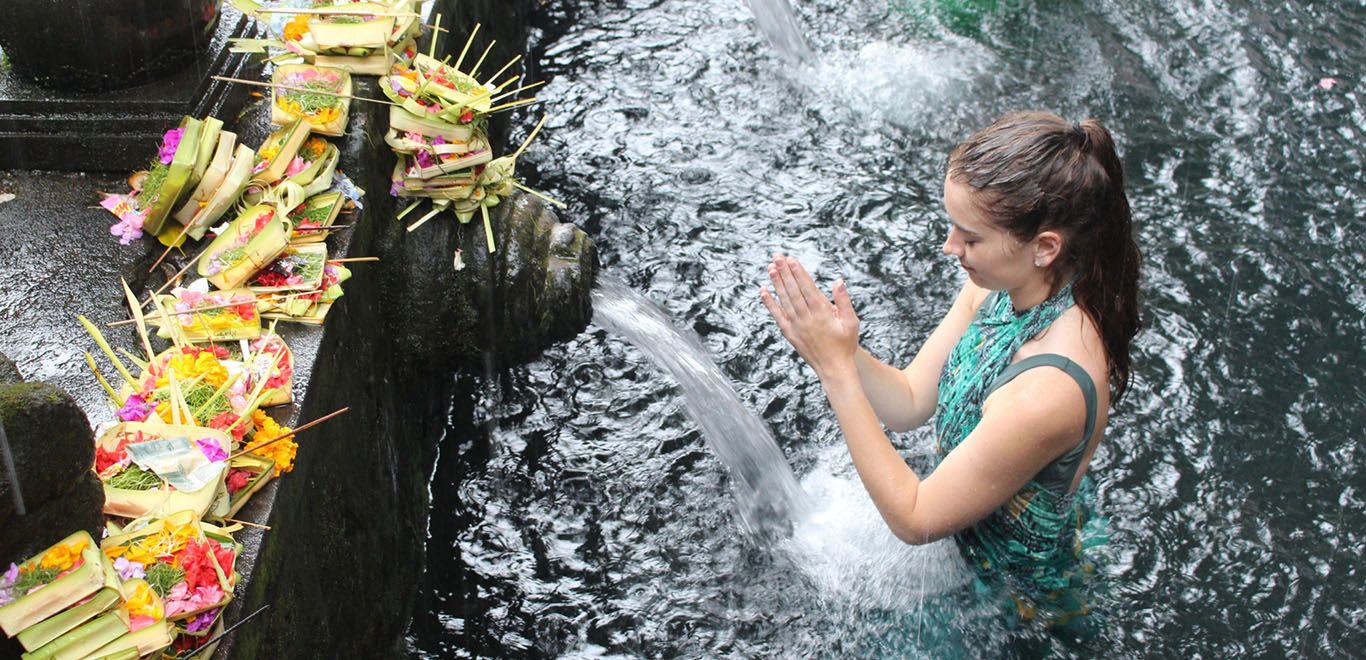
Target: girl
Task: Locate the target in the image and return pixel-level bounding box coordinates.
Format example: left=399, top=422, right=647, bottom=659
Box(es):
left=760, top=111, right=1140, bottom=622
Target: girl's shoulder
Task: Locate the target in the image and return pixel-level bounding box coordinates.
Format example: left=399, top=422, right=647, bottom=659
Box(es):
left=1020, top=305, right=1110, bottom=405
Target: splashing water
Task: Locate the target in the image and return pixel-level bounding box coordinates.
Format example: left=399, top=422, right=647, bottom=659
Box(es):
left=591, top=276, right=810, bottom=535
left=743, top=0, right=813, bottom=61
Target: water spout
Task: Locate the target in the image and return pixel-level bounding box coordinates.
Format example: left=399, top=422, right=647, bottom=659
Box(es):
left=591, top=277, right=810, bottom=536
left=743, top=0, right=813, bottom=62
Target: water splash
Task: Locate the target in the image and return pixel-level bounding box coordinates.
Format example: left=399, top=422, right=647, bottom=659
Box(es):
left=743, top=0, right=813, bottom=62
left=591, top=276, right=810, bottom=536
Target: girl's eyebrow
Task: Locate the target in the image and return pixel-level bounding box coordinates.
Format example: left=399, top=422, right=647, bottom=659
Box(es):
left=952, top=222, right=982, bottom=239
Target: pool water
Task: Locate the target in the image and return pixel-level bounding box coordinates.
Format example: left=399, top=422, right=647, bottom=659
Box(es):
left=407, top=0, right=1365, bottom=656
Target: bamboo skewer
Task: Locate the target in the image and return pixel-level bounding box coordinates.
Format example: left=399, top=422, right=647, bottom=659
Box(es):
left=484, top=55, right=521, bottom=87
left=230, top=406, right=351, bottom=460
left=488, top=97, right=542, bottom=114
left=211, top=76, right=401, bottom=107
left=469, top=40, right=496, bottom=79
left=452, top=23, right=481, bottom=71
left=490, top=80, right=546, bottom=106
left=330, top=257, right=381, bottom=263
left=513, top=114, right=550, bottom=161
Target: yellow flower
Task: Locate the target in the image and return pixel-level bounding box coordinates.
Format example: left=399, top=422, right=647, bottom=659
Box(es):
left=38, top=540, right=88, bottom=571
left=283, top=14, right=310, bottom=42
left=247, top=410, right=297, bottom=476
left=124, top=581, right=163, bottom=620
left=157, top=351, right=229, bottom=389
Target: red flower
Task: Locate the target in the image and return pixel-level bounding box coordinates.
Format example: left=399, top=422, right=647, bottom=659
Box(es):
left=459, top=110, right=474, bottom=124
left=176, top=540, right=221, bottom=590
left=208, top=412, right=247, bottom=443
left=225, top=468, right=253, bottom=494
left=209, top=344, right=230, bottom=359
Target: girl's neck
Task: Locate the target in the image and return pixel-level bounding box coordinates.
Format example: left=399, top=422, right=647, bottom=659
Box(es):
left=1007, top=271, right=1068, bottom=312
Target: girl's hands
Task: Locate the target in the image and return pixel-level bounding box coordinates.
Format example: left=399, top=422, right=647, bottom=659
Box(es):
left=759, top=252, right=860, bottom=384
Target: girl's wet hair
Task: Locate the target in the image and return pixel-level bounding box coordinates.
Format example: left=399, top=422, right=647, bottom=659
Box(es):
left=948, top=111, right=1142, bottom=401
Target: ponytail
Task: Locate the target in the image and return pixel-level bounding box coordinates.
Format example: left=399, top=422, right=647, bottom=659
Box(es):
left=1073, top=119, right=1141, bottom=401
left=948, top=112, right=1142, bottom=401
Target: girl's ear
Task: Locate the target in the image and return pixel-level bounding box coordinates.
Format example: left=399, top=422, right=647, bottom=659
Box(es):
left=1033, top=230, right=1063, bottom=268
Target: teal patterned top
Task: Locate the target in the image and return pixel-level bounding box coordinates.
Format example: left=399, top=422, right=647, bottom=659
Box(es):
left=934, top=283, right=1104, bottom=612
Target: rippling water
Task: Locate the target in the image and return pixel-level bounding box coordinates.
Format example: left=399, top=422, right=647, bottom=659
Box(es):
left=409, top=0, right=1366, bottom=656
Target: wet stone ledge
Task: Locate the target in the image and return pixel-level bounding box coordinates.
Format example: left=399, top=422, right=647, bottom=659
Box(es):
left=0, top=6, right=593, bottom=659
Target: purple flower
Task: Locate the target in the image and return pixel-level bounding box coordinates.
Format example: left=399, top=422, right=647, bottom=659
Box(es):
left=3, top=563, right=19, bottom=583
left=158, top=128, right=186, bottom=164
left=389, top=179, right=401, bottom=197
left=114, top=557, right=146, bottom=580
left=197, top=437, right=227, bottom=463
left=185, top=608, right=218, bottom=633
left=117, top=394, right=155, bottom=422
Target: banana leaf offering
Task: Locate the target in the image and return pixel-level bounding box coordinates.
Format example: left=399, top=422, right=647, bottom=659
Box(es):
left=288, top=191, right=346, bottom=243
left=198, top=204, right=291, bottom=290
left=152, top=287, right=262, bottom=345
left=0, top=532, right=107, bottom=638
left=271, top=64, right=351, bottom=136
left=100, top=512, right=240, bottom=624
left=252, top=119, right=311, bottom=185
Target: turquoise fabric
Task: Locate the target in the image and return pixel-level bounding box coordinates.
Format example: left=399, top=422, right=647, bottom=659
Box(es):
left=933, top=283, right=1106, bottom=618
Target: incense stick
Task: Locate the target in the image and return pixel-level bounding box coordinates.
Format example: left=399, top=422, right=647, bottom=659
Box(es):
left=211, top=75, right=401, bottom=107
left=330, top=257, right=380, bottom=263
left=149, top=222, right=195, bottom=273
left=230, top=406, right=351, bottom=460
left=253, top=8, right=420, bottom=17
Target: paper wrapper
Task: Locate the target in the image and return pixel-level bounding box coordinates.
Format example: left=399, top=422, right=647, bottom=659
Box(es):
left=97, top=423, right=231, bottom=521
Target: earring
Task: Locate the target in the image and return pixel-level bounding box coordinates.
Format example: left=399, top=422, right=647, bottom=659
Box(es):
left=1033, top=257, right=1043, bottom=268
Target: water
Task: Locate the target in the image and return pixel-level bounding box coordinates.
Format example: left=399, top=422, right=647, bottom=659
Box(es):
left=589, top=277, right=809, bottom=535
left=409, top=0, right=1366, bottom=656
left=743, top=0, right=813, bottom=62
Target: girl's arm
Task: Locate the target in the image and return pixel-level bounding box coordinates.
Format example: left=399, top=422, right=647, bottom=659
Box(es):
left=854, top=283, right=983, bottom=432
left=761, top=254, right=1086, bottom=543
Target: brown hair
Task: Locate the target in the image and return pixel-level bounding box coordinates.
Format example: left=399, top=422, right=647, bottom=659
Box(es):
left=947, top=111, right=1141, bottom=401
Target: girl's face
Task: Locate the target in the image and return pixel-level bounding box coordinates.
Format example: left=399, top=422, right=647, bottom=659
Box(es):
left=941, top=176, right=1036, bottom=291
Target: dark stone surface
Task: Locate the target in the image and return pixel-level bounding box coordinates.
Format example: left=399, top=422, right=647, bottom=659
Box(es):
left=384, top=190, right=597, bottom=371
left=0, top=472, right=104, bottom=570
left=0, top=382, right=101, bottom=564
left=0, top=0, right=216, bottom=93
left=0, top=6, right=263, bottom=172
